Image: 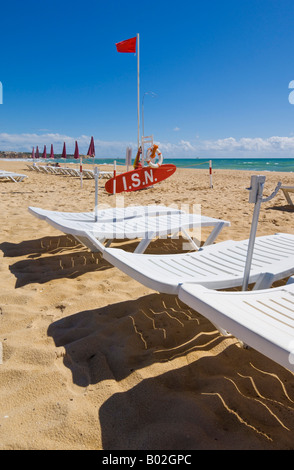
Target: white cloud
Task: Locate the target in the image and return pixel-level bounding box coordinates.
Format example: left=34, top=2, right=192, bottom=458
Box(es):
left=0, top=132, right=133, bottom=157
left=2, top=132, right=294, bottom=158
left=159, top=136, right=294, bottom=157
left=173, top=127, right=180, bottom=132
left=200, top=136, right=294, bottom=155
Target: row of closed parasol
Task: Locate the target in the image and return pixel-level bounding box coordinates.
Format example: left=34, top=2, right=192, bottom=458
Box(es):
left=32, top=137, right=95, bottom=188
left=32, top=136, right=95, bottom=160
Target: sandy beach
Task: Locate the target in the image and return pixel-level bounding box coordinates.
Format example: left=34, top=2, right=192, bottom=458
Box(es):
left=0, top=159, right=294, bottom=450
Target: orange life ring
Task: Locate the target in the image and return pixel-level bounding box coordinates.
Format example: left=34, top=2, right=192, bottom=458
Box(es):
left=146, top=144, right=163, bottom=168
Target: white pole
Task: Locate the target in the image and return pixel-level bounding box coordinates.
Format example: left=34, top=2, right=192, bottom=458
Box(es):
left=242, top=176, right=265, bottom=291
left=126, top=147, right=132, bottom=172
left=137, top=33, right=140, bottom=149
left=241, top=176, right=281, bottom=291
left=94, top=166, right=99, bottom=222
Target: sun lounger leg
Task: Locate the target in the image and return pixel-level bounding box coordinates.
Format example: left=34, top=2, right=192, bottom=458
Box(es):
left=211, top=323, right=230, bottom=336
left=74, top=234, right=106, bottom=252
left=134, top=232, right=156, bottom=254
left=252, top=272, right=276, bottom=290
left=180, top=228, right=200, bottom=250
left=282, top=189, right=294, bottom=205
left=202, top=222, right=226, bottom=246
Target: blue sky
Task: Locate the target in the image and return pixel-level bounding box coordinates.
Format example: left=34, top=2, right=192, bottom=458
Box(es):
left=1, top=0, right=294, bottom=158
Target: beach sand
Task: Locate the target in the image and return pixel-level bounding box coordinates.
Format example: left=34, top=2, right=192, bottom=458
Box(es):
left=0, top=159, right=294, bottom=450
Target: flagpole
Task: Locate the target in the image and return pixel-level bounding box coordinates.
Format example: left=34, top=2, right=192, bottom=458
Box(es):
left=137, top=33, right=140, bottom=149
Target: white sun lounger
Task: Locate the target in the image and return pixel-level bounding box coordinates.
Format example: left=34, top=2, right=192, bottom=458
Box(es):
left=26, top=164, right=39, bottom=171
left=81, top=169, right=94, bottom=179
left=66, top=168, right=94, bottom=178
left=72, top=169, right=112, bottom=179
left=280, top=186, right=294, bottom=206
left=26, top=165, right=111, bottom=179
left=178, top=276, right=294, bottom=373
left=0, top=171, right=27, bottom=182
left=53, top=167, right=74, bottom=175
left=102, top=233, right=294, bottom=292
left=101, top=176, right=293, bottom=291
left=99, top=171, right=113, bottom=179
left=38, top=166, right=53, bottom=174
left=28, top=204, right=184, bottom=223
left=28, top=165, right=75, bottom=176
left=26, top=165, right=51, bottom=174
left=28, top=206, right=230, bottom=254
left=26, top=164, right=56, bottom=174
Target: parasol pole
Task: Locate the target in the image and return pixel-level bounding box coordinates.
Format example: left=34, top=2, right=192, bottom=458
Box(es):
left=86, top=136, right=95, bottom=189
left=242, top=175, right=282, bottom=291
left=137, top=33, right=140, bottom=149
left=94, top=166, right=99, bottom=222
left=74, top=140, right=82, bottom=188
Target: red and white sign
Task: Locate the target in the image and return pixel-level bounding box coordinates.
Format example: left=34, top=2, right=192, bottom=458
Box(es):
left=105, top=164, right=176, bottom=194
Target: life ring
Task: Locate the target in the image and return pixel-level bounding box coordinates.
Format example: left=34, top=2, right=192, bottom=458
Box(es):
left=146, top=144, right=163, bottom=168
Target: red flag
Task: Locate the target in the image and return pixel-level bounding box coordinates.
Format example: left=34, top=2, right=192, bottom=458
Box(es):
left=116, top=36, right=136, bottom=53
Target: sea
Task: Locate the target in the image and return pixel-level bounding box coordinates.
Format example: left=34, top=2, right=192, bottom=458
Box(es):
left=164, top=157, right=294, bottom=172
left=3, top=156, right=294, bottom=172
left=70, top=157, right=294, bottom=172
